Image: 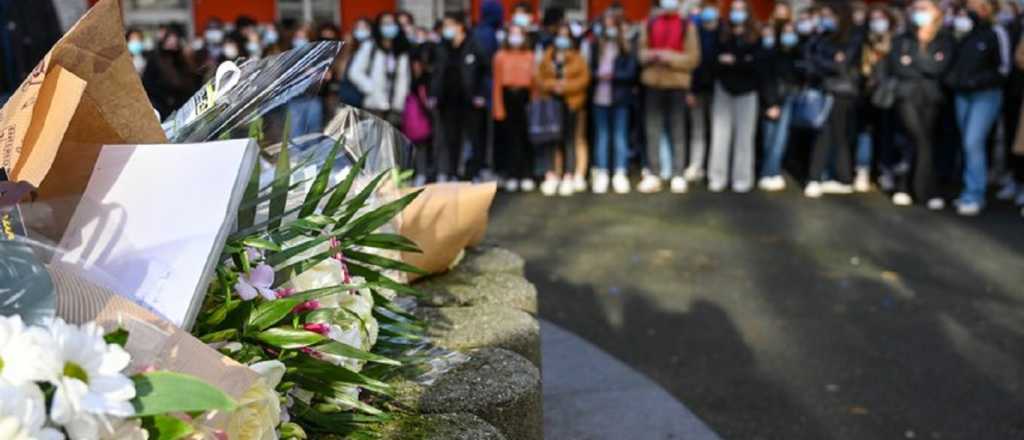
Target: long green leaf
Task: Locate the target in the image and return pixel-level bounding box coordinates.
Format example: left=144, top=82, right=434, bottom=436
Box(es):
left=237, top=176, right=313, bottom=211
left=256, top=327, right=325, bottom=349
left=266, top=234, right=333, bottom=267
left=299, top=137, right=343, bottom=218
left=338, top=189, right=423, bottom=241
left=347, top=262, right=420, bottom=295
left=240, top=237, right=281, bottom=252
left=237, top=158, right=262, bottom=230
left=269, top=115, right=292, bottom=230
left=248, top=298, right=303, bottom=331
left=322, top=153, right=368, bottom=216
left=285, top=355, right=391, bottom=395
left=142, top=414, right=194, bottom=440
left=315, top=341, right=401, bottom=366
left=354, top=233, right=422, bottom=253
left=343, top=250, right=427, bottom=275
left=332, top=170, right=390, bottom=229
left=131, top=372, right=236, bottom=416
left=229, top=203, right=304, bottom=240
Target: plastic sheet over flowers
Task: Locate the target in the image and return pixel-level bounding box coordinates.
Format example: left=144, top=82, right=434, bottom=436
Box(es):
left=163, top=42, right=342, bottom=143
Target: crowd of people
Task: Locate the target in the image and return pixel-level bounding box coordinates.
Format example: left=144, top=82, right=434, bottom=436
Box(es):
left=130, top=0, right=1024, bottom=218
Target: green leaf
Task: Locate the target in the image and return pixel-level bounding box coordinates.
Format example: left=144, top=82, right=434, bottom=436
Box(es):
left=237, top=158, right=261, bottom=230
left=256, top=327, right=325, bottom=349
left=299, top=137, right=343, bottom=218
left=241, top=237, right=282, bottom=252
left=249, top=298, right=303, bottom=331
left=322, top=153, right=368, bottom=216
left=247, top=117, right=264, bottom=142
left=285, top=355, right=391, bottom=395
left=354, top=233, right=422, bottom=253
left=266, top=234, right=333, bottom=267
left=141, top=414, right=194, bottom=440
left=229, top=203, right=305, bottom=240
left=103, top=328, right=129, bottom=347
left=315, top=341, right=401, bottom=366
left=338, top=189, right=423, bottom=241
left=347, top=262, right=421, bottom=296
left=269, top=115, right=292, bottom=230
left=131, top=372, right=236, bottom=417
left=332, top=170, right=390, bottom=228
left=237, top=176, right=313, bottom=211
left=201, top=300, right=242, bottom=328
left=343, top=250, right=427, bottom=276
left=198, top=328, right=238, bottom=343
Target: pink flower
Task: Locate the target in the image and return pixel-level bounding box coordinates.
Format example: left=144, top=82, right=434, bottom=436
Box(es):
left=300, top=347, right=322, bottom=359
left=303, top=323, right=330, bottom=335
left=329, top=236, right=353, bottom=284
left=292, top=300, right=320, bottom=313
left=275, top=287, right=296, bottom=299
left=234, top=264, right=276, bottom=300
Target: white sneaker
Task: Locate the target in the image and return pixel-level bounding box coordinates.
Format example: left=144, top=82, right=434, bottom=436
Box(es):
left=805, top=181, right=823, bottom=198
left=637, top=173, right=663, bottom=194
left=708, top=180, right=727, bottom=193
left=821, top=180, right=854, bottom=195
left=574, top=174, right=587, bottom=192
left=437, top=173, right=450, bottom=183
left=758, top=177, right=775, bottom=191
left=670, top=176, right=689, bottom=194
left=892, top=192, right=913, bottom=206
left=760, top=175, right=787, bottom=192
left=504, top=179, right=519, bottom=192
left=733, top=183, right=753, bottom=193
left=592, top=170, right=610, bottom=194
left=854, top=168, right=871, bottom=193
left=997, top=181, right=1018, bottom=200
left=612, top=172, right=631, bottom=194
left=520, top=178, right=536, bottom=192
left=683, top=166, right=705, bottom=182
left=540, top=178, right=559, bottom=196
left=956, top=201, right=982, bottom=216
left=558, top=175, right=576, bottom=196
left=927, top=198, right=946, bottom=211
left=413, top=174, right=428, bottom=188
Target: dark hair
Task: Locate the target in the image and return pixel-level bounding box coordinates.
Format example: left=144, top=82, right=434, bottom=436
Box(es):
left=514, top=1, right=533, bottom=13
left=444, top=10, right=468, bottom=29
left=316, top=22, right=340, bottom=40
left=374, top=12, right=410, bottom=53
left=721, top=0, right=761, bottom=43
left=820, top=1, right=853, bottom=43
left=235, top=15, right=256, bottom=31
left=542, top=6, right=565, bottom=28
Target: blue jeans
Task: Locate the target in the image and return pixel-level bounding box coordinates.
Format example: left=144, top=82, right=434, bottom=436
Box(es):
left=856, top=131, right=872, bottom=169
left=954, top=89, right=1003, bottom=205
left=287, top=96, right=324, bottom=139
left=593, top=105, right=630, bottom=173
left=760, top=96, right=794, bottom=177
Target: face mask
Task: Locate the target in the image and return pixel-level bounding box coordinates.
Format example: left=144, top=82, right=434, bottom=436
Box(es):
left=442, top=27, right=457, bottom=40
left=780, top=32, right=798, bottom=47
left=380, top=23, right=399, bottom=39
left=912, top=10, right=935, bottom=27
left=701, top=7, right=719, bottom=22
left=554, top=36, right=572, bottom=50
left=190, top=38, right=204, bottom=51
left=569, top=22, right=584, bottom=38
left=496, top=29, right=507, bottom=43
left=821, top=17, right=837, bottom=32
left=223, top=44, right=239, bottom=59
left=508, top=33, right=525, bottom=47
left=513, top=13, right=532, bottom=28
left=292, top=37, right=308, bottom=48
left=954, top=16, right=974, bottom=34
left=353, top=28, right=371, bottom=41
left=762, top=36, right=775, bottom=48
left=730, top=10, right=748, bottom=24
left=870, top=18, right=890, bottom=34
left=264, top=30, right=278, bottom=44
left=606, top=27, right=619, bottom=39
left=127, top=40, right=144, bottom=56
left=796, top=20, right=815, bottom=35
left=205, top=29, right=224, bottom=44
left=660, top=0, right=679, bottom=11
left=246, top=42, right=261, bottom=57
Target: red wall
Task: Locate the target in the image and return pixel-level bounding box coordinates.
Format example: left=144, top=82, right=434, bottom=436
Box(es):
left=589, top=0, right=648, bottom=22
left=342, top=0, right=395, bottom=32
left=193, top=0, right=276, bottom=31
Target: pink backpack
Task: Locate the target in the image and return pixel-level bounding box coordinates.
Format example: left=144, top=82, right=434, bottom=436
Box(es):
left=402, top=85, right=432, bottom=143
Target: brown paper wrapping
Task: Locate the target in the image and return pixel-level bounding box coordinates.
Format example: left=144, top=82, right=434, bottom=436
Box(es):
left=399, top=182, right=496, bottom=281
left=0, top=0, right=167, bottom=238
left=49, top=265, right=257, bottom=400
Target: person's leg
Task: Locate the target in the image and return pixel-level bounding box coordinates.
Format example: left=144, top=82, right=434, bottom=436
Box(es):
left=669, top=89, right=689, bottom=178
left=613, top=105, right=631, bottom=173
left=644, top=89, right=665, bottom=176
left=505, top=90, right=525, bottom=180
left=961, top=89, right=1004, bottom=205
left=831, top=98, right=854, bottom=184
left=575, top=109, right=589, bottom=179
left=437, top=106, right=460, bottom=178
left=688, top=93, right=709, bottom=178
left=914, top=103, right=941, bottom=201
left=708, top=83, right=734, bottom=189
left=733, top=91, right=759, bottom=191
left=808, top=108, right=836, bottom=184
left=593, top=106, right=611, bottom=171
left=562, top=102, right=577, bottom=176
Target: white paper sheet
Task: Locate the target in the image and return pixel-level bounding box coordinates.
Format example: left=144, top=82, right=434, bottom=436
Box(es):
left=56, top=139, right=257, bottom=329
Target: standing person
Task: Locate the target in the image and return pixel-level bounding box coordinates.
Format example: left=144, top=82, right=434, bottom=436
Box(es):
left=997, top=2, right=1024, bottom=206
left=854, top=5, right=897, bottom=194
left=348, top=12, right=412, bottom=127
left=637, top=0, right=703, bottom=193
left=888, top=0, right=955, bottom=209
left=944, top=0, right=1011, bottom=215
left=804, top=3, right=864, bottom=198
left=590, top=13, right=639, bottom=194
left=338, top=18, right=373, bottom=108
left=474, top=0, right=505, bottom=182
left=770, top=0, right=793, bottom=28
left=143, top=27, right=198, bottom=119
left=536, top=24, right=592, bottom=196
left=127, top=28, right=148, bottom=74
left=759, top=21, right=802, bottom=191
left=492, top=24, right=537, bottom=192
left=707, top=0, right=761, bottom=193
left=684, top=0, right=722, bottom=183
left=430, top=11, right=490, bottom=182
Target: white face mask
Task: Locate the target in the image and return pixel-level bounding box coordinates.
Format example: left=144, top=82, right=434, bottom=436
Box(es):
left=205, top=28, right=224, bottom=44
left=223, top=44, right=239, bottom=59
left=870, top=18, right=890, bottom=34
left=508, top=33, right=525, bottom=47
left=660, top=0, right=679, bottom=11
left=954, top=16, right=974, bottom=34
left=246, top=42, right=261, bottom=57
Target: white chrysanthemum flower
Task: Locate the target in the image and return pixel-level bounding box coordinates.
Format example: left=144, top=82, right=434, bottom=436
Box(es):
left=99, top=418, right=147, bottom=440
left=0, top=380, right=64, bottom=440
left=0, top=315, right=58, bottom=385
left=47, top=319, right=136, bottom=440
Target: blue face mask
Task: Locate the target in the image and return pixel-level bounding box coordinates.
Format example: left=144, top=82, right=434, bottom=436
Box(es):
left=554, top=36, right=572, bottom=50
left=821, top=17, right=837, bottom=32
left=912, top=10, right=935, bottom=28
left=380, top=23, right=399, bottom=39
left=127, top=40, right=145, bottom=56
left=513, top=13, right=532, bottom=28
left=762, top=36, right=776, bottom=49
left=780, top=32, right=799, bottom=47
left=353, top=28, right=371, bottom=41
left=701, top=7, right=719, bottom=22
left=730, top=10, right=749, bottom=25
left=442, top=27, right=457, bottom=40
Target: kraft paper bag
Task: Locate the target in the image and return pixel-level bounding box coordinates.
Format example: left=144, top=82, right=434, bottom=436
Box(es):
left=0, top=0, right=167, bottom=239
left=400, top=182, right=496, bottom=281
left=49, top=264, right=257, bottom=400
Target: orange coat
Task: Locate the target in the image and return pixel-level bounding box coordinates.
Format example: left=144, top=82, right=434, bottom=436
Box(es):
left=492, top=49, right=536, bottom=121
left=536, top=47, right=591, bottom=111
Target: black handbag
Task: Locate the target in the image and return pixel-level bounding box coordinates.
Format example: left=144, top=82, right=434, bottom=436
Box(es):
left=528, top=97, right=563, bottom=145
left=871, top=78, right=898, bottom=109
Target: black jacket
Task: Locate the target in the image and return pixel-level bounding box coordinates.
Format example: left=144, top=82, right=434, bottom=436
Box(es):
left=886, top=30, right=955, bottom=102
left=589, top=42, right=639, bottom=107
left=0, top=0, right=62, bottom=94
left=944, top=22, right=1010, bottom=92
left=691, top=25, right=721, bottom=94
left=430, top=36, right=489, bottom=107
left=761, top=45, right=803, bottom=107
left=714, top=34, right=761, bottom=95
left=806, top=32, right=864, bottom=97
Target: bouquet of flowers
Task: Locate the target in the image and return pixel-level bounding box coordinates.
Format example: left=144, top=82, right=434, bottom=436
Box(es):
left=0, top=315, right=235, bottom=440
